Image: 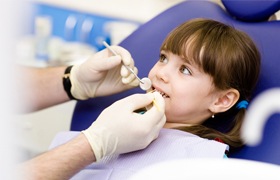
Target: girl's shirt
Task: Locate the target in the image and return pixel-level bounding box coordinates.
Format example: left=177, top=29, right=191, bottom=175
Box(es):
left=50, top=128, right=229, bottom=180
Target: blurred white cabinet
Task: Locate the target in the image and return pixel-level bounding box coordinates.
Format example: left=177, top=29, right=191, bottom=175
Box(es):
left=16, top=101, right=76, bottom=159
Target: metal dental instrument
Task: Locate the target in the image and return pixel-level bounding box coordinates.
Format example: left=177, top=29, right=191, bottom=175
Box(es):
left=103, top=41, right=152, bottom=91
left=103, top=41, right=143, bottom=84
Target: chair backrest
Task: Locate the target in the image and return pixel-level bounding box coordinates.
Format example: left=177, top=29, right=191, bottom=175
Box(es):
left=70, top=0, right=280, bottom=165
left=222, top=0, right=280, bottom=21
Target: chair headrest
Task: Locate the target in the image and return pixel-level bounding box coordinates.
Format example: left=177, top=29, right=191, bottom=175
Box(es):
left=222, top=0, right=280, bottom=21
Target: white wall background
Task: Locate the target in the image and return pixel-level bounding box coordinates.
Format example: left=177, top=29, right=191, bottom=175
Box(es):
left=0, top=0, right=30, bottom=179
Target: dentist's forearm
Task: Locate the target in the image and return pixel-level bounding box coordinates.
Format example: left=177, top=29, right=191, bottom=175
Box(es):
left=17, top=66, right=70, bottom=112
left=20, top=133, right=95, bottom=180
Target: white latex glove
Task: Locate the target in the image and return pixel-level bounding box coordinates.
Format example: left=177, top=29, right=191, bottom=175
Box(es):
left=70, top=45, right=139, bottom=100
left=82, top=91, right=166, bottom=161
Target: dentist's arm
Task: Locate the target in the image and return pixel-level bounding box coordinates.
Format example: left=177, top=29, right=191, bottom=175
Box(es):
left=17, top=66, right=69, bottom=112
left=20, top=92, right=166, bottom=180
left=20, top=133, right=94, bottom=180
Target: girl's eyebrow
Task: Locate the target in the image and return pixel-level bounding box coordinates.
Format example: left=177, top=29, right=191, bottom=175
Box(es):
left=159, top=50, right=170, bottom=58
left=181, top=55, right=192, bottom=65
left=181, top=57, right=202, bottom=74
left=160, top=50, right=167, bottom=54
left=161, top=49, right=200, bottom=72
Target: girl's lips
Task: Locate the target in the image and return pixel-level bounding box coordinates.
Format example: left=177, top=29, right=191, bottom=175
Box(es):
left=152, top=85, right=170, bottom=98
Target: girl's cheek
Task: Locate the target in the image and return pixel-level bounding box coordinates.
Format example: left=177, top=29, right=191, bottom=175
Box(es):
left=148, top=67, right=156, bottom=79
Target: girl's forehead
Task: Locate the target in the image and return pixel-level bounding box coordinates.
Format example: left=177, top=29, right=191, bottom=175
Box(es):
left=167, top=49, right=204, bottom=69
left=163, top=35, right=203, bottom=63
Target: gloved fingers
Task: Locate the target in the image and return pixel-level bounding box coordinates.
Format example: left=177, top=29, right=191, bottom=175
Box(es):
left=127, top=78, right=140, bottom=87
left=140, top=107, right=166, bottom=145
left=108, top=46, right=133, bottom=66
left=121, top=65, right=138, bottom=77
left=142, top=91, right=166, bottom=124
left=120, top=93, right=155, bottom=112
left=150, top=91, right=166, bottom=113
left=134, top=114, right=166, bottom=150
left=142, top=107, right=166, bottom=129
left=104, top=55, right=123, bottom=69
left=153, top=114, right=167, bottom=135
left=121, top=67, right=138, bottom=84
left=120, top=65, right=130, bottom=77
left=148, top=117, right=166, bottom=146
left=88, top=55, right=122, bottom=72
left=124, top=57, right=135, bottom=69
left=121, top=66, right=140, bottom=86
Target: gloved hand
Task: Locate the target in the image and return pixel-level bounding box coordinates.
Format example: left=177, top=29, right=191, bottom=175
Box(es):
left=70, top=45, right=139, bottom=100
left=82, top=91, right=166, bottom=161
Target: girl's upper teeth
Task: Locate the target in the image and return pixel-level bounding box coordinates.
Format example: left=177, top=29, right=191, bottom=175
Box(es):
left=155, top=89, right=169, bottom=98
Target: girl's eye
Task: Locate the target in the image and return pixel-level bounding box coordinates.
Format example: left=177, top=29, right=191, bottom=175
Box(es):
left=159, top=54, right=168, bottom=64
left=179, top=65, right=191, bottom=75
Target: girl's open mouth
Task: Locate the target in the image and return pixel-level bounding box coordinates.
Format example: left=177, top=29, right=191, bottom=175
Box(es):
left=151, top=87, right=170, bottom=98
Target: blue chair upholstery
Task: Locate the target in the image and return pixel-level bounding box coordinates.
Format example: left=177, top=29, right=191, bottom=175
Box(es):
left=70, top=1, right=280, bottom=165
left=222, top=0, right=280, bottom=21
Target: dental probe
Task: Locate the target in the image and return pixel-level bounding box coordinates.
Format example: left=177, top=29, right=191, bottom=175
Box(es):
left=103, top=41, right=152, bottom=91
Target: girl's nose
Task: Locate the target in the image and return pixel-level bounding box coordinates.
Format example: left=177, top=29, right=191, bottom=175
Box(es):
left=156, top=65, right=171, bottom=83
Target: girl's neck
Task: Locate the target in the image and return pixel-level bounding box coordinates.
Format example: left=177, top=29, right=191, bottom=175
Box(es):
left=163, top=122, right=192, bottom=129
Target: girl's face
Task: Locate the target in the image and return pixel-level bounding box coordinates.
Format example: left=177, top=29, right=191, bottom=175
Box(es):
left=148, top=50, right=220, bottom=127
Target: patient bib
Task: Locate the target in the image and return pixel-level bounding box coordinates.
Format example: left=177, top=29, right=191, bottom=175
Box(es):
left=49, top=129, right=229, bottom=180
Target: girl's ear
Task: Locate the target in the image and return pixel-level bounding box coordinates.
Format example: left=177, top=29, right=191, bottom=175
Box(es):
left=209, top=89, right=240, bottom=114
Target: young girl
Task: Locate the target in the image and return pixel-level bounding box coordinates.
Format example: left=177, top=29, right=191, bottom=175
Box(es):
left=50, top=18, right=261, bottom=179
left=149, top=18, right=260, bottom=151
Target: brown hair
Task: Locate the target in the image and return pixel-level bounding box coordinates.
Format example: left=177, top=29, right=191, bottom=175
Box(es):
left=161, top=18, right=261, bottom=151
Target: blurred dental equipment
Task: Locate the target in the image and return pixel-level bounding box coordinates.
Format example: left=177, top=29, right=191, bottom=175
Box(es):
left=35, top=16, right=52, bottom=61
left=241, top=88, right=280, bottom=146
left=103, top=41, right=152, bottom=91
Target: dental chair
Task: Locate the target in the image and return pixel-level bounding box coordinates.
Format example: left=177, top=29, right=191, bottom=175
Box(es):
left=70, top=0, right=280, bottom=165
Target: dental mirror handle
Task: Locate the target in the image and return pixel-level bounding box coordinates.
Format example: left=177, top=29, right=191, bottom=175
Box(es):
left=103, top=41, right=144, bottom=84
